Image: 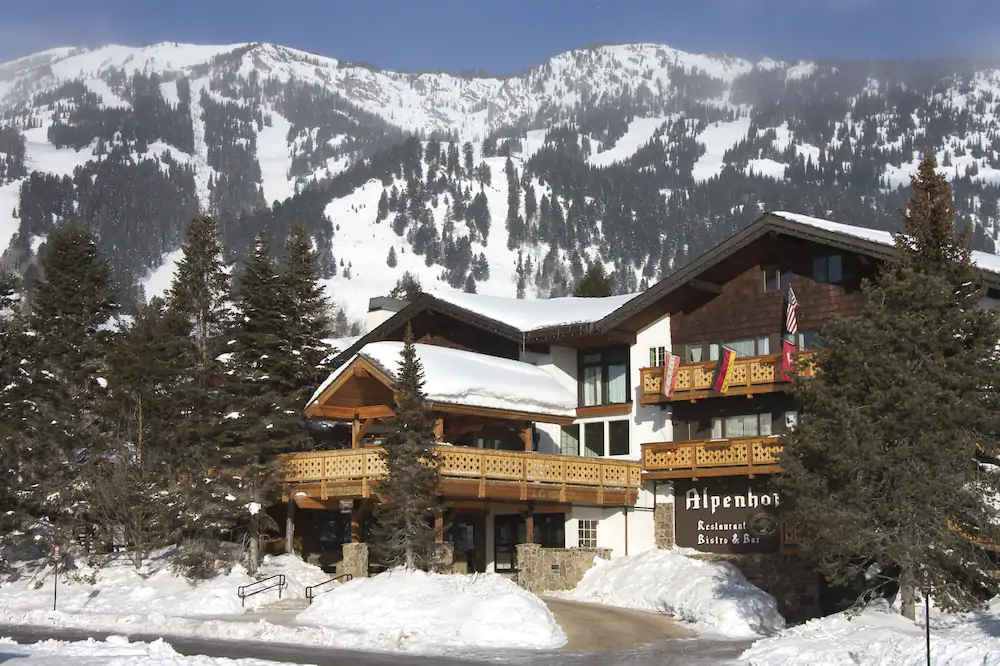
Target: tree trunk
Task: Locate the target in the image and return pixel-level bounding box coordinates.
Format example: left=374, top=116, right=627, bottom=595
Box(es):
left=405, top=547, right=415, bottom=570
left=900, top=573, right=916, bottom=620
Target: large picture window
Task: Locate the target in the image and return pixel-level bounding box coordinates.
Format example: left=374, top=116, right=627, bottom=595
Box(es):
left=579, top=347, right=629, bottom=406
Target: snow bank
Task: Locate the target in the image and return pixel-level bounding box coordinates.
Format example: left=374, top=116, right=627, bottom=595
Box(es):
left=310, top=341, right=577, bottom=417
left=741, top=596, right=1000, bottom=666
left=0, top=636, right=295, bottom=665
left=556, top=549, right=785, bottom=638
left=0, top=552, right=328, bottom=618
left=296, top=568, right=567, bottom=651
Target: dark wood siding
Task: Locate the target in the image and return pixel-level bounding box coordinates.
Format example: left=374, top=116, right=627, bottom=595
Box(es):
left=671, top=393, right=797, bottom=441
left=383, top=309, right=521, bottom=359
left=670, top=238, right=879, bottom=349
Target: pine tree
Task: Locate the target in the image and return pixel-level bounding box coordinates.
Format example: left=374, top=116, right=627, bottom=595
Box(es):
left=573, top=261, right=613, bottom=297
left=389, top=271, right=422, bottom=301
left=773, top=153, right=1000, bottom=619
left=0, top=270, right=26, bottom=564
left=387, top=246, right=398, bottom=268
left=92, top=297, right=191, bottom=568
left=165, top=215, right=235, bottom=549
left=371, top=326, right=440, bottom=570
left=20, top=222, right=117, bottom=547
left=223, top=233, right=286, bottom=572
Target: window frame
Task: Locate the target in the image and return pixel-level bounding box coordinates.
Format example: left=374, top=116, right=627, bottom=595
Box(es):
left=607, top=419, right=630, bottom=456
left=710, top=412, right=774, bottom=440
left=578, top=519, right=598, bottom=548
left=578, top=346, right=630, bottom=407
left=763, top=266, right=791, bottom=292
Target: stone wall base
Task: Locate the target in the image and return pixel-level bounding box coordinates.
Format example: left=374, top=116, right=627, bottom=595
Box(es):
left=516, top=543, right=612, bottom=594
left=429, top=542, right=455, bottom=574
left=341, top=542, right=369, bottom=579
left=694, top=553, right=821, bottom=623
left=653, top=503, right=675, bottom=549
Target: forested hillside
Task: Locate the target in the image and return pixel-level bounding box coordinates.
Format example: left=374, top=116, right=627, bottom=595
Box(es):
left=2, top=42, right=1000, bottom=320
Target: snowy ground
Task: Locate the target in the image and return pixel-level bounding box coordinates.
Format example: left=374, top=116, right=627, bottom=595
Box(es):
left=0, top=636, right=300, bottom=666
left=553, top=548, right=785, bottom=639
left=740, top=596, right=1000, bottom=666
left=0, top=551, right=564, bottom=655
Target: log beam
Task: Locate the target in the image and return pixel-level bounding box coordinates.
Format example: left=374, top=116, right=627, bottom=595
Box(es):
left=314, top=405, right=394, bottom=420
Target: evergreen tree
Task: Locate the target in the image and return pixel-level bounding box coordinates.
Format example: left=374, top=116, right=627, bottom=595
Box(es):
left=92, top=297, right=191, bottom=568
left=165, top=216, right=234, bottom=549
left=0, top=270, right=25, bottom=564
left=223, top=233, right=286, bottom=572
left=573, top=261, right=613, bottom=297
left=389, top=271, right=422, bottom=301
left=387, top=246, right=398, bottom=268
left=371, top=326, right=440, bottom=570
left=773, top=153, right=1000, bottom=619
left=20, top=223, right=117, bottom=546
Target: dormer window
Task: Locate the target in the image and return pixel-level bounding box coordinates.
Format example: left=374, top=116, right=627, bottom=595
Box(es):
left=764, top=266, right=790, bottom=292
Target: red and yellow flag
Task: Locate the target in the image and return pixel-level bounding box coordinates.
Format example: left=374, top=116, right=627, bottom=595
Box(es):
left=713, top=347, right=736, bottom=393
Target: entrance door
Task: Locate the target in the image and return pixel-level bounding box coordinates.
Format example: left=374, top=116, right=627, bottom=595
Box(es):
left=494, top=514, right=526, bottom=572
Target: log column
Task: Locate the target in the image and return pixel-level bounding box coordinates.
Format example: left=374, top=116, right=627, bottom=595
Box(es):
left=521, top=423, right=533, bottom=451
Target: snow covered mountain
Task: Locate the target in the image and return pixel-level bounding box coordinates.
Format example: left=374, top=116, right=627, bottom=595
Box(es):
left=2, top=41, right=999, bottom=322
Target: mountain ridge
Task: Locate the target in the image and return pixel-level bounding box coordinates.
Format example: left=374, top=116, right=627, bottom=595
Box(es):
left=2, top=39, right=1000, bottom=326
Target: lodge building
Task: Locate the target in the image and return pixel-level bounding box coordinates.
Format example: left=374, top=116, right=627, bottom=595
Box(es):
left=274, top=211, right=1000, bottom=621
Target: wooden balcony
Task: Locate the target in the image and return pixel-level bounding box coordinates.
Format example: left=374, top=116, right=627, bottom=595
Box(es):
left=281, top=445, right=643, bottom=507
left=642, top=436, right=784, bottom=480
left=639, top=351, right=816, bottom=404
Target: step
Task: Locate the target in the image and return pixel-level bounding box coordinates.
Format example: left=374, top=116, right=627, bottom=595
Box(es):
left=256, top=597, right=311, bottom=612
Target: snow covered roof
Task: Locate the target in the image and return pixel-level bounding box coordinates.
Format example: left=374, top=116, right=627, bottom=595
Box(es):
left=771, top=211, right=1000, bottom=276
left=309, top=341, right=577, bottom=419
left=601, top=210, right=1000, bottom=331
left=427, top=290, right=639, bottom=333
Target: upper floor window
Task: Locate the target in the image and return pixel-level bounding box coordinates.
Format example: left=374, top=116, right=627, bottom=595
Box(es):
left=711, top=413, right=773, bottom=439
left=764, top=266, right=790, bottom=292
left=649, top=346, right=667, bottom=367
left=579, top=347, right=628, bottom=406
left=797, top=330, right=825, bottom=350
left=813, top=255, right=844, bottom=284
left=710, top=337, right=770, bottom=360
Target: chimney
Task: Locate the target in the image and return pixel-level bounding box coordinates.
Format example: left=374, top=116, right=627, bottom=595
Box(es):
left=366, top=296, right=408, bottom=332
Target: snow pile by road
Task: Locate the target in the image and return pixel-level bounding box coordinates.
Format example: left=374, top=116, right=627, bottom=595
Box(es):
left=0, top=636, right=297, bottom=666
left=296, top=568, right=567, bottom=651
left=556, top=548, right=785, bottom=638
left=740, top=596, right=1000, bottom=666
left=0, top=552, right=328, bottom=617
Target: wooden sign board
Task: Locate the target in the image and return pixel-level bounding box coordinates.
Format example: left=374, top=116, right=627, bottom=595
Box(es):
left=674, top=477, right=782, bottom=554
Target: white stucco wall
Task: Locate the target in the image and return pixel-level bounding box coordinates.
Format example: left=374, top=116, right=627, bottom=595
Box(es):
left=630, top=312, right=673, bottom=451
left=522, top=345, right=577, bottom=455
left=568, top=499, right=656, bottom=558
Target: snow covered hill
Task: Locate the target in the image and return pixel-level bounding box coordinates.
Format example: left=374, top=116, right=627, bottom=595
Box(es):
left=3, top=40, right=1000, bottom=320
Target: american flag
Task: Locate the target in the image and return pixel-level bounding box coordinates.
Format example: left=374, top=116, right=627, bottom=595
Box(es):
left=785, top=286, right=799, bottom=336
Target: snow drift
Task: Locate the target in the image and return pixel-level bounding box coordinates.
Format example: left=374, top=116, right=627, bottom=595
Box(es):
left=556, top=548, right=785, bottom=637
left=296, top=568, right=567, bottom=651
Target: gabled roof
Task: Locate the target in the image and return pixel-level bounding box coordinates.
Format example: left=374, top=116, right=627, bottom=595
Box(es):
left=309, top=341, right=578, bottom=423
left=595, top=210, right=1000, bottom=331
left=330, top=289, right=638, bottom=366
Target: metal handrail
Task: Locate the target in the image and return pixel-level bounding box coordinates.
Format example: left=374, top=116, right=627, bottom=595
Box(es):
left=304, top=573, right=354, bottom=604
left=237, top=573, right=287, bottom=608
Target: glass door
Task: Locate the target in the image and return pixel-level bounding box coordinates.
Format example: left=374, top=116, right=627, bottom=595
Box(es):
left=493, top=514, right=525, bottom=572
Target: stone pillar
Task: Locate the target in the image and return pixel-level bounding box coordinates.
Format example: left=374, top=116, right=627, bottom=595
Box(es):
left=515, top=543, right=542, bottom=592
left=653, top=481, right=675, bottom=549
left=341, top=542, right=369, bottom=579
left=430, top=542, right=455, bottom=574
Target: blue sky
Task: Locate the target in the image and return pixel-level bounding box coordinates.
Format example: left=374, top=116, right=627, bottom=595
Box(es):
left=2, top=0, right=999, bottom=70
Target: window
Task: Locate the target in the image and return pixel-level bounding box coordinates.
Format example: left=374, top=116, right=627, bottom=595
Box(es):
left=559, top=425, right=580, bottom=456
left=579, top=347, right=629, bottom=406
left=608, top=420, right=630, bottom=456
left=710, top=336, right=770, bottom=360
left=649, top=346, right=667, bottom=367
left=584, top=422, right=605, bottom=457
left=534, top=513, right=566, bottom=548
left=764, top=266, right=790, bottom=292
left=578, top=519, right=598, bottom=548
left=797, top=330, right=825, bottom=350
left=813, top=255, right=843, bottom=284
left=711, top=413, right=773, bottom=439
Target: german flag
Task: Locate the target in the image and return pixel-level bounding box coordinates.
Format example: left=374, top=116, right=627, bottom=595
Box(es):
left=713, top=347, right=737, bottom=393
